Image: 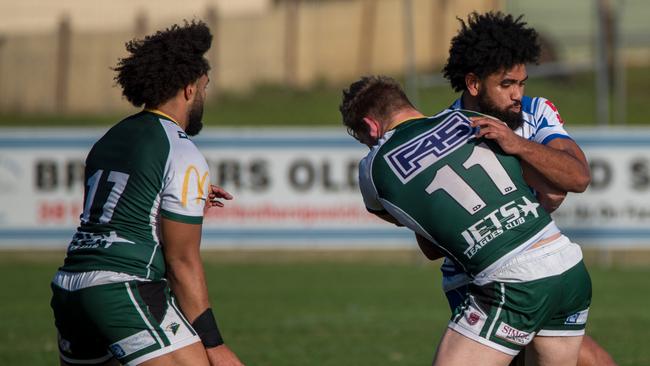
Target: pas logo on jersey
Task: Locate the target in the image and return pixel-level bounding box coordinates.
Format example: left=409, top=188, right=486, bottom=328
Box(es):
left=384, top=112, right=475, bottom=183
left=178, top=131, right=189, bottom=139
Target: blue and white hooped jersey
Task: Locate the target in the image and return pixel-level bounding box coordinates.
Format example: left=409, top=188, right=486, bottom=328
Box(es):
left=441, top=96, right=573, bottom=291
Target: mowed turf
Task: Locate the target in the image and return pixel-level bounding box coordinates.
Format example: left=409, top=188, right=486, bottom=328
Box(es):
left=0, top=250, right=648, bottom=366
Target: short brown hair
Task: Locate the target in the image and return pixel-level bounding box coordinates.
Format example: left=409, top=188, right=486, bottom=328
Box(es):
left=339, top=76, right=413, bottom=146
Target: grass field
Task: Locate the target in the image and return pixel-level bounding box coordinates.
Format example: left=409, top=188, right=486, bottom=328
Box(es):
left=0, top=250, right=648, bottom=365
left=1, top=66, right=649, bottom=128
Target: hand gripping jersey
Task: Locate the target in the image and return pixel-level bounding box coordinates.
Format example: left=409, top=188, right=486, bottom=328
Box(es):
left=60, top=110, right=210, bottom=280
left=359, top=110, right=559, bottom=277
left=440, top=97, right=571, bottom=287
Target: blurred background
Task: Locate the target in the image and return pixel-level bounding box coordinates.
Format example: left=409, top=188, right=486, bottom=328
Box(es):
left=0, top=0, right=649, bottom=365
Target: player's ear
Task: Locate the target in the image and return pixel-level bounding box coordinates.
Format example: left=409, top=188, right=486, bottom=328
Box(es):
left=465, top=73, right=481, bottom=97
left=363, top=116, right=381, bottom=141
left=183, top=81, right=197, bottom=102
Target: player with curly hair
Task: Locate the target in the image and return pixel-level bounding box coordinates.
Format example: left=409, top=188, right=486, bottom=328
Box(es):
left=50, top=21, right=244, bottom=366
left=439, top=11, right=616, bottom=366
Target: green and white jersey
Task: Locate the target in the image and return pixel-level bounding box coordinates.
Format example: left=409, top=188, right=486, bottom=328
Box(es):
left=61, top=110, right=210, bottom=280
left=359, top=110, right=558, bottom=276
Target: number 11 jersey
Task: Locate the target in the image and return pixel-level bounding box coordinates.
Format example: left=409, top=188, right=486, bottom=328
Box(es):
left=60, top=110, right=210, bottom=281
left=359, top=110, right=556, bottom=276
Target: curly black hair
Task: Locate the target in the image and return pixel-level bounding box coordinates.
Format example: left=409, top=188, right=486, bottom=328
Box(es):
left=114, top=20, right=212, bottom=108
left=442, top=12, right=540, bottom=92
left=340, top=76, right=413, bottom=146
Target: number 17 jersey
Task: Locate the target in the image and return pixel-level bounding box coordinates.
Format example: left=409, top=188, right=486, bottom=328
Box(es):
left=60, top=110, right=210, bottom=281
left=359, top=110, right=554, bottom=276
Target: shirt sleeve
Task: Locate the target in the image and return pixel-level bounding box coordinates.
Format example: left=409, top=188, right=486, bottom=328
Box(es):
left=358, top=153, right=385, bottom=213
left=531, top=97, right=573, bottom=145
left=160, top=141, right=210, bottom=224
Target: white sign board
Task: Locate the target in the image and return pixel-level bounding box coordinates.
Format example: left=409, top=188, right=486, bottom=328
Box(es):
left=551, top=129, right=650, bottom=248
left=0, top=127, right=649, bottom=249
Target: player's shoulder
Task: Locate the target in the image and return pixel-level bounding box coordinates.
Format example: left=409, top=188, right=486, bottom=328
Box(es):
left=522, top=96, right=563, bottom=118
left=148, top=115, right=201, bottom=156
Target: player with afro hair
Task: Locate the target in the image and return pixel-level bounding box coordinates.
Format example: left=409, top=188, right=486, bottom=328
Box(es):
left=443, top=11, right=540, bottom=93
left=50, top=21, right=244, bottom=366
left=436, top=11, right=615, bottom=366
left=114, top=20, right=212, bottom=109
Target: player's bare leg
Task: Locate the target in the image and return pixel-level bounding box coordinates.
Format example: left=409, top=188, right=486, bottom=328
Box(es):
left=577, top=335, right=618, bottom=366
left=525, top=335, right=583, bottom=366
left=508, top=350, right=526, bottom=366
left=432, top=328, right=514, bottom=366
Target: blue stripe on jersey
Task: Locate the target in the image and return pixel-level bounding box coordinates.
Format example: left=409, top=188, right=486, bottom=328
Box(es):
left=542, top=134, right=573, bottom=145
left=539, top=116, right=550, bottom=130
left=521, top=95, right=533, bottom=112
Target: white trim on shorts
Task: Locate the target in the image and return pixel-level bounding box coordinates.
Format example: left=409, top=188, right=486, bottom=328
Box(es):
left=126, top=335, right=201, bottom=366
left=537, top=329, right=586, bottom=337
left=59, top=351, right=114, bottom=365
left=52, top=270, right=149, bottom=291
left=448, top=323, right=519, bottom=356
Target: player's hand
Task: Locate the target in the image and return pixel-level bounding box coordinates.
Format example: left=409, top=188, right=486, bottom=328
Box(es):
left=470, top=116, right=524, bottom=155
left=205, top=184, right=233, bottom=210
left=206, top=344, right=244, bottom=366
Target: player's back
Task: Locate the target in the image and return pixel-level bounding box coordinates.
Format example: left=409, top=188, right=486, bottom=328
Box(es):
left=61, top=111, right=189, bottom=280
left=360, top=110, right=555, bottom=275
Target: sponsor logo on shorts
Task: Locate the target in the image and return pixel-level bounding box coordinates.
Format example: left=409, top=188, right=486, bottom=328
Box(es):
left=166, top=322, right=181, bottom=335
left=495, top=322, right=534, bottom=346
left=110, top=344, right=126, bottom=358
left=109, top=330, right=157, bottom=359
left=467, top=312, right=481, bottom=326
left=565, top=309, right=589, bottom=325
left=58, top=334, right=72, bottom=353
left=458, top=297, right=486, bottom=331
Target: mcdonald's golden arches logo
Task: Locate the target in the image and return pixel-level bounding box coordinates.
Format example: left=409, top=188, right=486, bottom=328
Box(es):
left=181, top=165, right=209, bottom=207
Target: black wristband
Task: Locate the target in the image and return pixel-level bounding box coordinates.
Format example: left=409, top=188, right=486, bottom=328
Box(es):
left=191, top=308, right=224, bottom=348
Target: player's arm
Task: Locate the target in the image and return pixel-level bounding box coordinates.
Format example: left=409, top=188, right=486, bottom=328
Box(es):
left=161, top=218, right=211, bottom=323
left=415, top=233, right=444, bottom=260
left=161, top=218, right=243, bottom=366
left=472, top=117, right=590, bottom=192
left=521, top=160, right=566, bottom=213
left=522, top=137, right=591, bottom=193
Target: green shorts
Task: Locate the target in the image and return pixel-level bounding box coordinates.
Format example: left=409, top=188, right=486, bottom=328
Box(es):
left=448, top=236, right=592, bottom=355
left=50, top=272, right=200, bottom=365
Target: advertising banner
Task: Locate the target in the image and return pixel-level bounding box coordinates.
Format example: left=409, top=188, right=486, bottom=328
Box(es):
left=1, top=128, right=649, bottom=249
